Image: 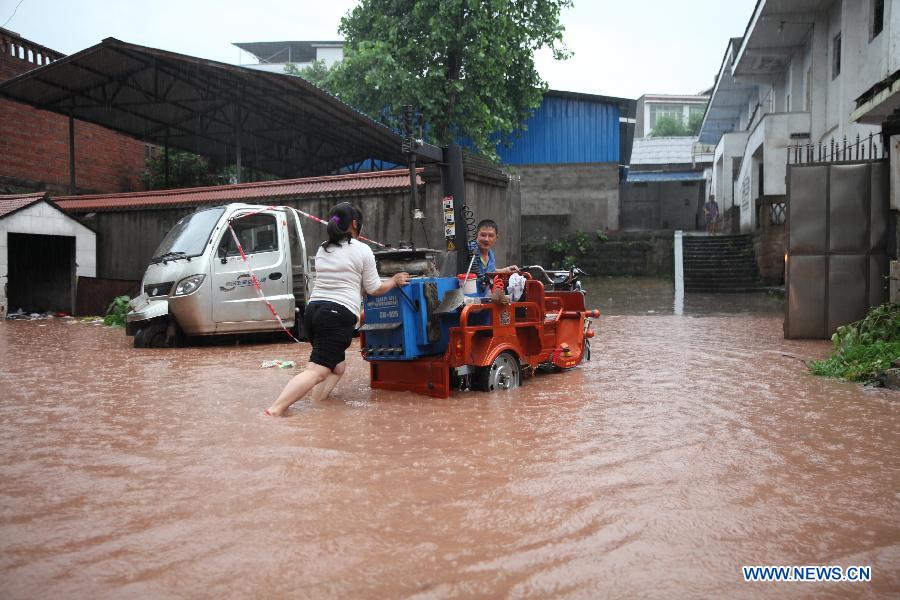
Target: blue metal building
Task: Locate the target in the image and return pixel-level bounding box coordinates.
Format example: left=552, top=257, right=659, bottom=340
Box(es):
left=498, top=90, right=635, bottom=166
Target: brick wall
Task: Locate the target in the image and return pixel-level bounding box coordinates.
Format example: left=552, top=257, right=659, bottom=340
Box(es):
left=0, top=30, right=147, bottom=194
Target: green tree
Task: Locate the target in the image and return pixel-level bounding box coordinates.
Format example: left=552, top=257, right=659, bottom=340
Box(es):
left=687, top=110, right=704, bottom=135
left=142, top=150, right=275, bottom=190
left=142, top=150, right=218, bottom=190
left=324, top=0, right=573, bottom=158
left=284, top=59, right=332, bottom=88
left=650, top=115, right=689, bottom=137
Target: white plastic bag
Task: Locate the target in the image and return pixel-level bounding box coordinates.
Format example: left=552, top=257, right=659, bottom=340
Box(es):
left=507, top=273, right=526, bottom=302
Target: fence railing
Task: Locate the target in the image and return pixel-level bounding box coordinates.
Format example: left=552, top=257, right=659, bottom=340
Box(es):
left=787, top=132, right=885, bottom=164
left=1, top=32, right=64, bottom=68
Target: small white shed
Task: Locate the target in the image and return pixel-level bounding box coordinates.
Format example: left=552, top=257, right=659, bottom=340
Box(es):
left=0, top=192, right=96, bottom=318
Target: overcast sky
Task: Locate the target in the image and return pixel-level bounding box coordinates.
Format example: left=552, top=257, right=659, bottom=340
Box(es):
left=2, top=0, right=757, bottom=99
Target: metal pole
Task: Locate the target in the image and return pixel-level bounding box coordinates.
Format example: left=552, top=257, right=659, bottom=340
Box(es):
left=164, top=128, right=170, bottom=188
left=442, top=142, right=469, bottom=274
left=409, top=153, right=418, bottom=212
left=68, top=111, right=76, bottom=195
left=235, top=105, right=242, bottom=184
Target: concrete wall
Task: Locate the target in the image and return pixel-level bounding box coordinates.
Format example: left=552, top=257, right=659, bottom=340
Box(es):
left=754, top=226, right=786, bottom=286
left=735, top=112, right=811, bottom=231
left=621, top=180, right=704, bottom=230
left=422, top=158, right=521, bottom=270
left=505, top=162, right=619, bottom=240
left=522, top=230, right=674, bottom=277
left=73, top=164, right=519, bottom=282
left=713, top=131, right=749, bottom=216
left=0, top=201, right=96, bottom=317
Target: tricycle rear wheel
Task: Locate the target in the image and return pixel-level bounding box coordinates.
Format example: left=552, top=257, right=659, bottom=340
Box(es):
left=474, top=351, right=520, bottom=392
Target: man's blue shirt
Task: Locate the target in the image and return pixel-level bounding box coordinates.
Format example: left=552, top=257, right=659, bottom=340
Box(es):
left=468, top=241, right=495, bottom=274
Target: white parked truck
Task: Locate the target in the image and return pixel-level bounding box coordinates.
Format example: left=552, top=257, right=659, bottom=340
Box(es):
left=126, top=203, right=312, bottom=347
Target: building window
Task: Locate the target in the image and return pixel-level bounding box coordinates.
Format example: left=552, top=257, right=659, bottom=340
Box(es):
left=649, top=103, right=684, bottom=129
left=872, top=0, right=884, bottom=39
left=688, top=105, right=706, bottom=119
left=832, top=32, right=841, bottom=79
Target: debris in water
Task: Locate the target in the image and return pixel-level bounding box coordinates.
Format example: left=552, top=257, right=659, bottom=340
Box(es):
left=261, top=360, right=295, bottom=369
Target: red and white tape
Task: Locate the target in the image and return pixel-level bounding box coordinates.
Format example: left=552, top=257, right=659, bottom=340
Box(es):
left=226, top=204, right=385, bottom=343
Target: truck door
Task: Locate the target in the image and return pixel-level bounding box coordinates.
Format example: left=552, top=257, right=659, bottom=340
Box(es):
left=285, top=208, right=310, bottom=310
left=211, top=211, right=292, bottom=330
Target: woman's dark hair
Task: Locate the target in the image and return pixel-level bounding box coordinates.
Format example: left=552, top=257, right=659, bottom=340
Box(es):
left=321, top=202, right=364, bottom=251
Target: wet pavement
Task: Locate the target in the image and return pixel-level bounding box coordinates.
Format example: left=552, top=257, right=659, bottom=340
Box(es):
left=0, top=278, right=897, bottom=598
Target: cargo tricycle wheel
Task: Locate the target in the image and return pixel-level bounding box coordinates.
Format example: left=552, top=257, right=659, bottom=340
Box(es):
left=474, top=351, right=520, bottom=392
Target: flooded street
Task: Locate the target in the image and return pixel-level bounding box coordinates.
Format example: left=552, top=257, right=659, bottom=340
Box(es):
left=0, top=278, right=897, bottom=598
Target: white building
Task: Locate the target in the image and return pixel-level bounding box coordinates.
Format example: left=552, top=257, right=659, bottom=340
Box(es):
left=700, top=0, right=893, bottom=232
left=0, top=193, right=96, bottom=318
left=635, top=93, right=710, bottom=138
left=234, top=41, right=344, bottom=74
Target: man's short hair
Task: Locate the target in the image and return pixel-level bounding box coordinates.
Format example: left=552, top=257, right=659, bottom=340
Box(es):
left=476, top=219, right=499, bottom=234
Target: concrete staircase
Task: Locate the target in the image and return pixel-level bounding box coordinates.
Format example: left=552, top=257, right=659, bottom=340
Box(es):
left=682, top=234, right=765, bottom=293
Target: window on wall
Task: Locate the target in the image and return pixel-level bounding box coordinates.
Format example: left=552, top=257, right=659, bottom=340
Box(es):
left=649, top=103, right=684, bottom=129
left=832, top=32, right=841, bottom=79
left=872, top=0, right=884, bottom=39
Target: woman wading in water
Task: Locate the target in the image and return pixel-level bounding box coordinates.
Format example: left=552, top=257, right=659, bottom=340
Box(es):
left=265, top=202, right=409, bottom=416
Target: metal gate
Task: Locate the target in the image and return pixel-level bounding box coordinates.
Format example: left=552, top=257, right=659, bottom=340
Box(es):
left=785, top=136, right=889, bottom=339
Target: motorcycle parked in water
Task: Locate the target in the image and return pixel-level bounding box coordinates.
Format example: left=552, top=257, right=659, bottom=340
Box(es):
left=522, top=265, right=587, bottom=294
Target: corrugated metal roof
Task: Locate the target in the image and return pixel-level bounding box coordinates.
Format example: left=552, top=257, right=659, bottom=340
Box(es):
left=626, top=170, right=705, bottom=183
left=498, top=93, right=622, bottom=165
left=55, top=169, right=421, bottom=213
left=629, top=137, right=697, bottom=166
left=0, top=192, right=48, bottom=219
left=0, top=38, right=416, bottom=178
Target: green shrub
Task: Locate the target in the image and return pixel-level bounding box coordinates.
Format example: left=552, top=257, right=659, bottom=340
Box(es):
left=809, top=303, right=900, bottom=382
left=547, top=230, right=603, bottom=269
left=104, top=295, right=131, bottom=327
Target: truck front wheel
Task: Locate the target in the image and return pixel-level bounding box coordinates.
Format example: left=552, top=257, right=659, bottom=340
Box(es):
left=134, top=319, right=170, bottom=348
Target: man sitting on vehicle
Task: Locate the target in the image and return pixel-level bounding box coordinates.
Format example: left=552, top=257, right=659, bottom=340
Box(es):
left=468, top=219, right=518, bottom=302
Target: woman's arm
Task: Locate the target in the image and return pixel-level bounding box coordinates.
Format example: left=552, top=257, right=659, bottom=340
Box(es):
left=369, top=272, right=411, bottom=296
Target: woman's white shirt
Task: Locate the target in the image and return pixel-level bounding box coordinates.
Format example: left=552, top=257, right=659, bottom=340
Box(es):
left=308, top=239, right=382, bottom=318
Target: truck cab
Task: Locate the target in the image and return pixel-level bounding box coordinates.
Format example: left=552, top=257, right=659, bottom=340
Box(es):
left=126, top=203, right=311, bottom=347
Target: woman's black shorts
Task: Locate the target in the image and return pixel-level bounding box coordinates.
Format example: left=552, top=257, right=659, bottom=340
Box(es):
left=304, top=301, right=358, bottom=370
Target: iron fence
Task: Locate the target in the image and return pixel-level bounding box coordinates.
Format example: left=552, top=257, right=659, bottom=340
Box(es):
left=787, top=132, right=884, bottom=165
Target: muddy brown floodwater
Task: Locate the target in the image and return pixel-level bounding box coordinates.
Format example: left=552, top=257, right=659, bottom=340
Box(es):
left=0, top=278, right=897, bottom=598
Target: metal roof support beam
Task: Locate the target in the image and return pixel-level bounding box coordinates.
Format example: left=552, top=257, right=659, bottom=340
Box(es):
left=234, top=104, right=242, bottom=183
left=68, top=108, right=76, bottom=195
left=140, top=55, right=403, bottom=165
left=0, top=38, right=416, bottom=177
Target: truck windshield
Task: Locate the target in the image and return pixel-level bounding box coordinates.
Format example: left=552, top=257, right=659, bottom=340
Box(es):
left=151, top=207, right=225, bottom=262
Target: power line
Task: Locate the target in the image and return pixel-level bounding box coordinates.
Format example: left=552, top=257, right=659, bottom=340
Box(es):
left=1, top=0, right=26, bottom=29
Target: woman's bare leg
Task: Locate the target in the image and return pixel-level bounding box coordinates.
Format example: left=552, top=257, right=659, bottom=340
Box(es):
left=312, top=361, right=346, bottom=401
left=266, top=363, right=332, bottom=416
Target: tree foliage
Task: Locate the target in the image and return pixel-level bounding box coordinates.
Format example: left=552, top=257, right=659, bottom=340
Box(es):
left=650, top=112, right=705, bottom=137
left=284, top=59, right=332, bottom=88
left=142, top=150, right=218, bottom=189
left=320, top=0, right=573, bottom=158
left=142, top=150, right=275, bottom=190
